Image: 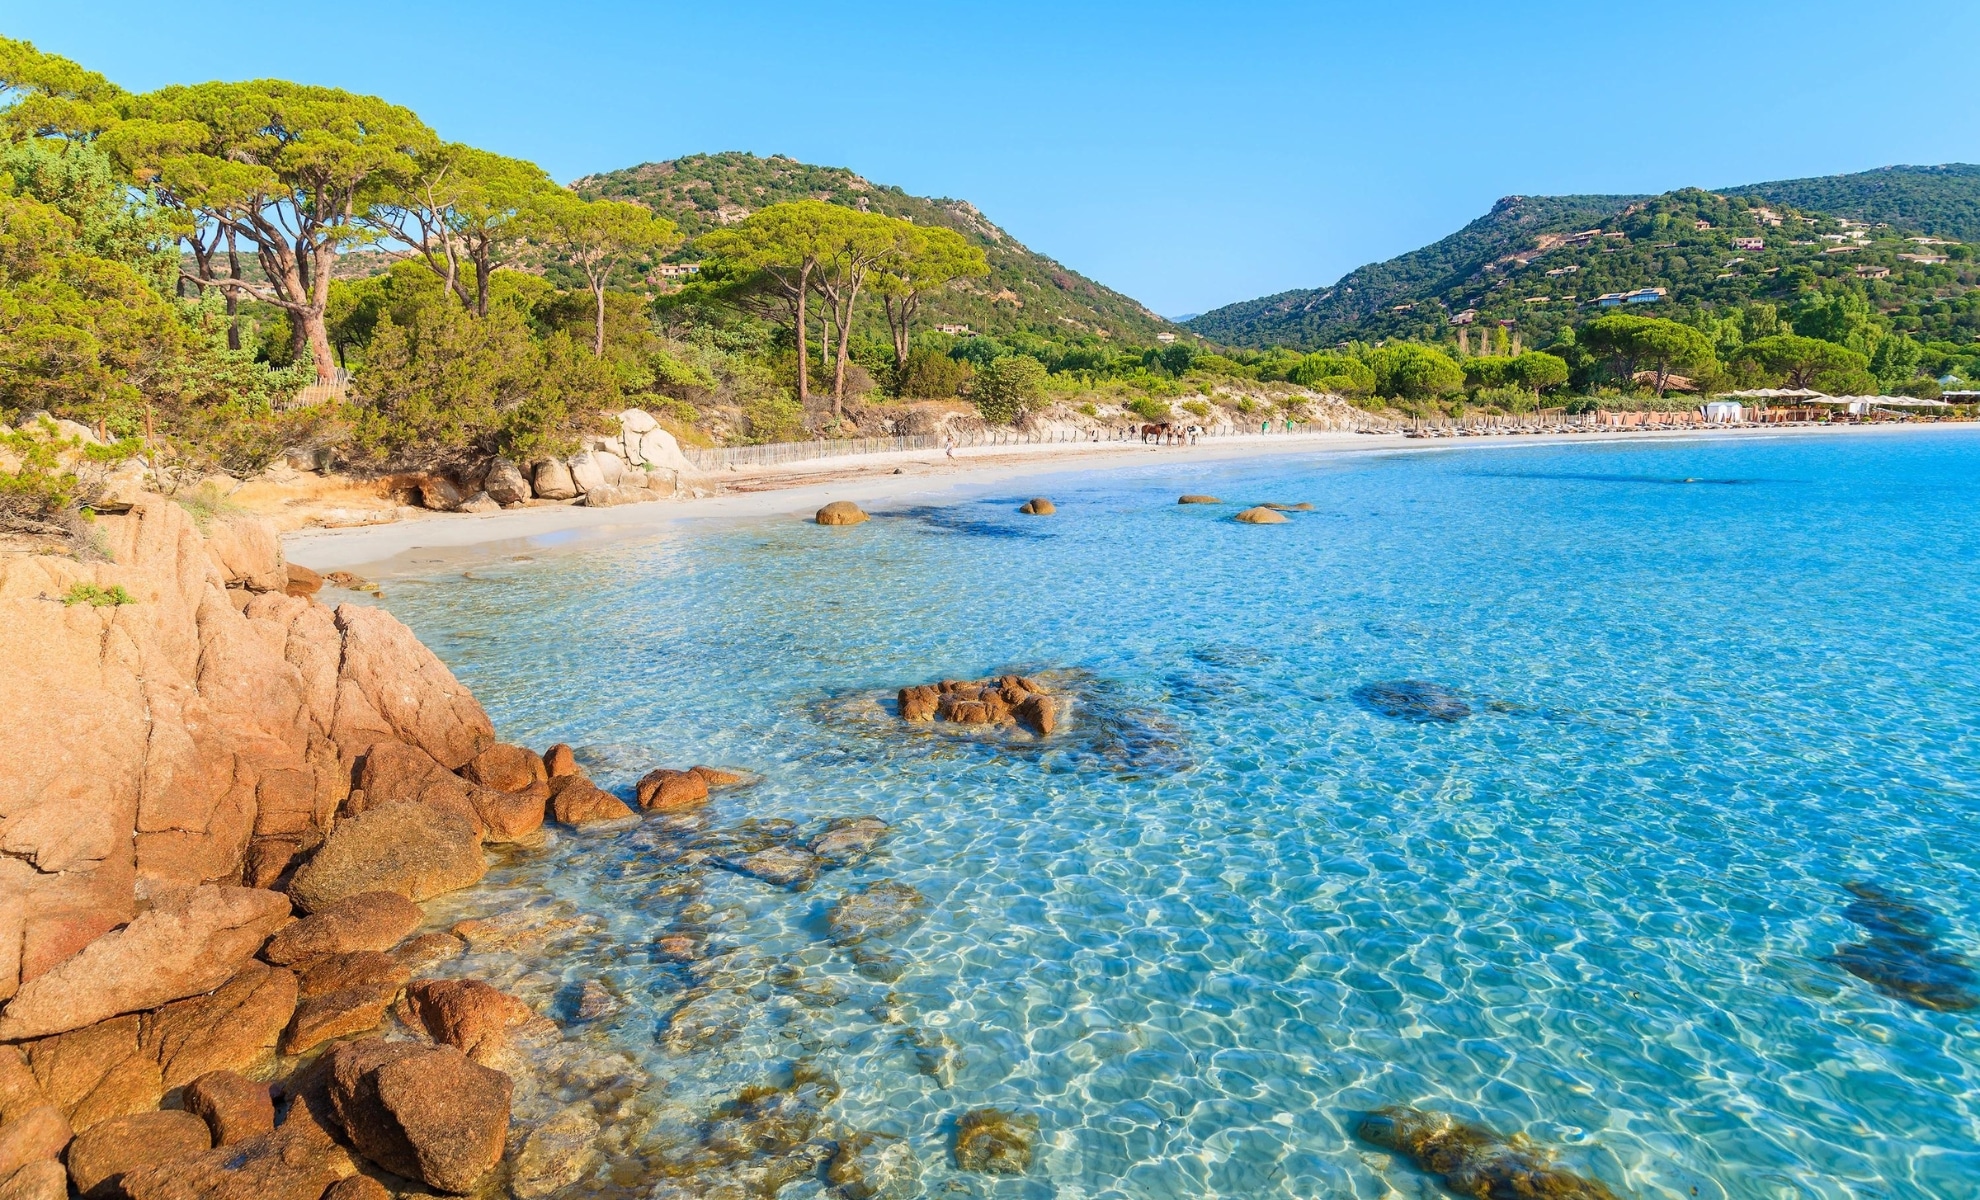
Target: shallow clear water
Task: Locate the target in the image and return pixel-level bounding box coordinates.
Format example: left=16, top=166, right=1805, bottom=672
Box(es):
left=376, top=430, right=1980, bottom=1199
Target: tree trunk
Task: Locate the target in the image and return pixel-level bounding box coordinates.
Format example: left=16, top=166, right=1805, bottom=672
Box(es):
left=592, top=277, right=607, bottom=357
left=793, top=266, right=811, bottom=405
left=224, top=228, right=243, bottom=352
left=833, top=285, right=863, bottom=417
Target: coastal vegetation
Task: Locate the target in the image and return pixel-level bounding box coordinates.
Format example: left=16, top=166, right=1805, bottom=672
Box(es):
left=1189, top=180, right=1980, bottom=400
left=3, top=32, right=1977, bottom=533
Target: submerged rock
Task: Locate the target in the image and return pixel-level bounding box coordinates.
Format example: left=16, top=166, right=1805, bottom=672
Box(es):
left=1828, top=881, right=1980, bottom=1012
left=1232, top=506, right=1287, bottom=524
left=816, top=501, right=869, bottom=526
left=722, top=845, right=819, bottom=890
left=1352, top=679, right=1472, bottom=723
left=809, top=818, right=891, bottom=868
left=1353, top=1106, right=1621, bottom=1200
left=653, top=1072, right=841, bottom=1197
left=828, top=883, right=926, bottom=947
left=1177, top=494, right=1221, bottom=504
left=953, top=1108, right=1038, bottom=1174
left=509, top=1105, right=602, bottom=1199
left=829, top=1132, right=921, bottom=1200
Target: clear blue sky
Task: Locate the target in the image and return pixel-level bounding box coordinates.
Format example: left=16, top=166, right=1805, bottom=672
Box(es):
left=9, top=1, right=1980, bottom=318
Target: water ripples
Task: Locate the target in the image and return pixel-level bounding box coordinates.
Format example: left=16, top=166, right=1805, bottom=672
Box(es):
left=378, top=430, right=1980, bottom=1199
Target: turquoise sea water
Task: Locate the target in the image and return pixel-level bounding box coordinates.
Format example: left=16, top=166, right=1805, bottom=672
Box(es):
left=376, top=430, right=1980, bottom=1200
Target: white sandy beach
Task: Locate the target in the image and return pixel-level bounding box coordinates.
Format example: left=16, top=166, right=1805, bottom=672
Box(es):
left=281, top=422, right=1966, bottom=577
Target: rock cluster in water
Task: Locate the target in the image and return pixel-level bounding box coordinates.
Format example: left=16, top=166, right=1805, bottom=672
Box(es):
left=897, top=674, right=1057, bottom=736
left=1828, top=881, right=1980, bottom=1012
left=1354, top=1106, right=1622, bottom=1200
left=1352, top=679, right=1473, bottom=723
left=953, top=1107, right=1040, bottom=1174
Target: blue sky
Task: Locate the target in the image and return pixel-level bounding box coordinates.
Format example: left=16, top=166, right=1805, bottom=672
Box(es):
left=10, top=1, right=1980, bottom=317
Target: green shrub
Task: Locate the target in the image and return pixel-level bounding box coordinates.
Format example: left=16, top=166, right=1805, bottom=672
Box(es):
left=972, top=356, right=1048, bottom=424
left=61, top=582, right=133, bottom=607
left=1181, top=399, right=1211, bottom=418
left=1126, top=395, right=1172, bottom=421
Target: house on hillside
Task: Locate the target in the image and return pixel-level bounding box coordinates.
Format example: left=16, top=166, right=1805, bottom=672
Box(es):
left=934, top=324, right=974, bottom=336
left=1733, top=237, right=1764, bottom=251
left=655, top=263, right=701, bottom=279
left=1856, top=265, right=1892, bottom=279
left=1156, top=332, right=1178, bottom=343
left=1899, top=253, right=1949, bottom=264
left=1449, top=309, right=1478, bottom=326
left=1594, top=287, right=1667, bottom=308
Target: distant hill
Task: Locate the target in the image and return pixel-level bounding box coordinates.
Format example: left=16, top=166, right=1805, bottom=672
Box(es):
left=573, top=152, right=1176, bottom=342
left=1185, top=193, right=1644, bottom=348
left=1740, top=164, right=1980, bottom=243
left=1189, top=165, right=1980, bottom=350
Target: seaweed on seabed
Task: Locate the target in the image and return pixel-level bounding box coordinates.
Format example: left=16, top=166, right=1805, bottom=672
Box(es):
left=1354, top=1106, right=1623, bottom=1200
left=1353, top=679, right=1472, bottom=723
left=1826, top=881, right=1980, bottom=1012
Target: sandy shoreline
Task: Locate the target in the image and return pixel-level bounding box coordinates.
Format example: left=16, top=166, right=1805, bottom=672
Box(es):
left=281, top=422, right=1969, bottom=577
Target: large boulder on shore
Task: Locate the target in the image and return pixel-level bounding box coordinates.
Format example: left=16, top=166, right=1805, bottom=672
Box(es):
left=617, top=411, right=698, bottom=475
left=566, top=452, right=609, bottom=496
left=816, top=501, right=869, bottom=526
left=288, top=804, right=485, bottom=914
left=326, top=1039, right=512, bottom=1194
left=0, top=887, right=291, bottom=1042
left=482, top=458, right=531, bottom=506
left=530, top=460, right=577, bottom=501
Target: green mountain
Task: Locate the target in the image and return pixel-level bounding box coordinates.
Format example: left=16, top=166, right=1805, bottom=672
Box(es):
left=1741, top=164, right=1980, bottom=242
left=1189, top=166, right=1980, bottom=350
left=572, top=152, right=1176, bottom=342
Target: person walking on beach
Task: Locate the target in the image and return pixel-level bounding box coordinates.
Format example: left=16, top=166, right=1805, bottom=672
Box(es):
left=945, top=434, right=956, bottom=461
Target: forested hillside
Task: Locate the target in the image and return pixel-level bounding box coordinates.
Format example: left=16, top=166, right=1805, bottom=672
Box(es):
left=1185, top=193, right=1644, bottom=347
left=575, top=152, right=1174, bottom=342
left=1190, top=171, right=1980, bottom=354
left=1743, top=164, right=1980, bottom=243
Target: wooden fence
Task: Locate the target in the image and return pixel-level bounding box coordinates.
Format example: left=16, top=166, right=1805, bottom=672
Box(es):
left=685, top=413, right=1401, bottom=470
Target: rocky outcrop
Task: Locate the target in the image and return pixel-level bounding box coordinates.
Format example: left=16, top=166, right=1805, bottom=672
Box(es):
left=1017, top=497, right=1055, bottom=515
left=0, top=888, right=290, bottom=1042
left=896, top=675, right=1056, bottom=736
left=0, top=499, right=498, bottom=1023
